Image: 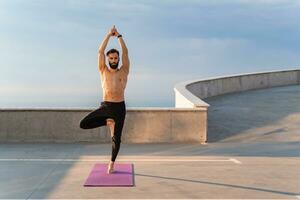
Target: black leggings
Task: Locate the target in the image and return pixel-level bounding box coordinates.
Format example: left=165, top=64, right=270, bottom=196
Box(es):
left=79, top=101, right=126, bottom=162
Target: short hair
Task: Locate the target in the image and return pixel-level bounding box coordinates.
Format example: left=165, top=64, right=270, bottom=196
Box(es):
left=106, top=48, right=119, bottom=57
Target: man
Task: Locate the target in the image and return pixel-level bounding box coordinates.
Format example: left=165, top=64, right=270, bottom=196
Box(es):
left=79, top=25, right=129, bottom=174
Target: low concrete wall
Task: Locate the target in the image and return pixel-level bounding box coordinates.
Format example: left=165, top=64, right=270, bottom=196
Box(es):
left=187, top=69, right=300, bottom=100
left=0, top=107, right=207, bottom=143
left=173, top=68, right=300, bottom=143
left=3, top=69, right=298, bottom=144
left=174, top=68, right=300, bottom=108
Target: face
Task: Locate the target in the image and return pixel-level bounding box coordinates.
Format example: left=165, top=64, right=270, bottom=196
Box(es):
left=108, top=52, right=119, bottom=70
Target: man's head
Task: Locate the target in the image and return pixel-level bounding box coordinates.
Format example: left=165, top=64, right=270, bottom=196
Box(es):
left=106, top=48, right=120, bottom=70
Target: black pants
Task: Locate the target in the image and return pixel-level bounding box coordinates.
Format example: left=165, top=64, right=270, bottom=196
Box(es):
left=79, top=101, right=126, bottom=162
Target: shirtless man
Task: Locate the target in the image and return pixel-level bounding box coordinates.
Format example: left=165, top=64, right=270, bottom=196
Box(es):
left=79, top=25, right=129, bottom=174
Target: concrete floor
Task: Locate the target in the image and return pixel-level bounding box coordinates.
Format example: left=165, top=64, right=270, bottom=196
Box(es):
left=205, top=84, right=300, bottom=143
left=0, top=84, right=300, bottom=199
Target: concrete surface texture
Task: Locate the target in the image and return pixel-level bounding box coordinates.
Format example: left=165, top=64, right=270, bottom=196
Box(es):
left=0, top=108, right=207, bottom=143
left=174, top=68, right=300, bottom=145
left=205, top=84, right=300, bottom=143
left=0, top=84, right=299, bottom=199
left=174, top=68, right=300, bottom=109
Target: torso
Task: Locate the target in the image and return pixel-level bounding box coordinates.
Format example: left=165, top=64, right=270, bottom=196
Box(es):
left=100, top=66, right=128, bottom=102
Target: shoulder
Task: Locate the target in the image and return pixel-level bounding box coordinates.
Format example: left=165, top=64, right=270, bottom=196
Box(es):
left=119, top=65, right=129, bottom=75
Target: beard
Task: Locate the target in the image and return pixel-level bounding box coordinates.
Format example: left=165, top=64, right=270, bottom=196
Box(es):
left=109, top=60, right=119, bottom=69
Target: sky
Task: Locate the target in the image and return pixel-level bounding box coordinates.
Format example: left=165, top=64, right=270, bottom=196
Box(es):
left=0, top=0, right=300, bottom=108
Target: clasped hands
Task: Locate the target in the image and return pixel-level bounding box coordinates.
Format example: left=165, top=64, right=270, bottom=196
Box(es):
left=108, top=25, right=120, bottom=37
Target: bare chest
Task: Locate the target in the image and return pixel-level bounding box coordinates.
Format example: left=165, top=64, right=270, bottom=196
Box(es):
left=101, top=69, right=127, bottom=89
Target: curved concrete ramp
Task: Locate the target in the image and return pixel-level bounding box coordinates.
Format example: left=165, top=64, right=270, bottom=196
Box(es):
left=205, top=84, right=300, bottom=143
left=174, top=68, right=300, bottom=144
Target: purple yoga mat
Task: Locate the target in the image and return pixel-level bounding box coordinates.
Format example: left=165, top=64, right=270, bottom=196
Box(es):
left=84, top=163, right=134, bottom=187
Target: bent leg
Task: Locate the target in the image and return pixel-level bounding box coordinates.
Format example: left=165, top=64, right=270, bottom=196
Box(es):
left=79, top=106, right=112, bottom=129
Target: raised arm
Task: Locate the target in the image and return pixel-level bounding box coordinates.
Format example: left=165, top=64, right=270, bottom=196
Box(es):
left=118, top=36, right=130, bottom=74
left=98, top=32, right=112, bottom=72
left=113, top=26, right=130, bottom=74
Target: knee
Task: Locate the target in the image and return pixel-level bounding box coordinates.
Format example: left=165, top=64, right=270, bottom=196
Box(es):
left=79, top=120, right=88, bottom=129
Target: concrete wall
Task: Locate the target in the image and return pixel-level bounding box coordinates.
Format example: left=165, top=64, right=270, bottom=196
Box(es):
left=187, top=69, right=300, bottom=100
left=2, top=69, right=298, bottom=144
left=174, top=69, right=300, bottom=109
left=174, top=68, right=300, bottom=108
left=0, top=108, right=207, bottom=143
left=173, top=68, right=300, bottom=143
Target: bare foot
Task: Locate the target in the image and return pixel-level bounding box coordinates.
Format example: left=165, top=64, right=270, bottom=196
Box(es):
left=107, top=161, right=115, bottom=174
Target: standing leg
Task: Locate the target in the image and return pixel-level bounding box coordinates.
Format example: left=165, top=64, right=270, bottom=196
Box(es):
left=107, top=118, right=116, bottom=174
left=102, top=101, right=126, bottom=174
left=107, top=107, right=126, bottom=174
left=111, top=113, right=126, bottom=162
left=107, top=117, right=125, bottom=174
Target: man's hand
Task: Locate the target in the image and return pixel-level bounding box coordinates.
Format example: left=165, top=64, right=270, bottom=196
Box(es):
left=107, top=27, right=113, bottom=37
left=110, top=25, right=120, bottom=37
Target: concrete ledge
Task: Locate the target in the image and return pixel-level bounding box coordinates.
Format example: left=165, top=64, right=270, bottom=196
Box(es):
left=174, top=68, right=300, bottom=108
left=173, top=68, right=300, bottom=144
left=3, top=69, right=298, bottom=144
left=0, top=108, right=207, bottom=143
